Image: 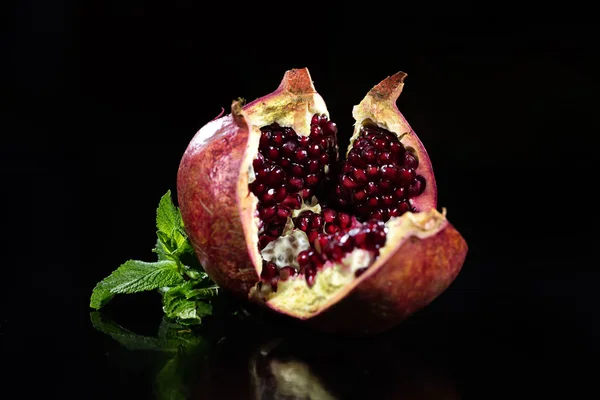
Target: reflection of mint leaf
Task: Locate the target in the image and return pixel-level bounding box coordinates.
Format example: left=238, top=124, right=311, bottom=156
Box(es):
left=156, top=190, right=181, bottom=236
left=155, top=357, right=187, bottom=400
left=91, top=311, right=211, bottom=400
left=90, top=260, right=183, bottom=309
left=90, top=312, right=167, bottom=352
left=163, top=282, right=213, bottom=325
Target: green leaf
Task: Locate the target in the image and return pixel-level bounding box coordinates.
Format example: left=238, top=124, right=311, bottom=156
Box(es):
left=163, top=282, right=213, bottom=325
left=173, top=232, right=194, bottom=257
left=187, top=286, right=220, bottom=299
left=90, top=312, right=169, bottom=352
left=90, top=260, right=184, bottom=309
left=153, top=238, right=171, bottom=261
left=156, top=190, right=182, bottom=236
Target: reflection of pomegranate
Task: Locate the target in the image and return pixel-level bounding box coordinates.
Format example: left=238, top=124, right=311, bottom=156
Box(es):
left=177, top=68, right=467, bottom=334
left=247, top=337, right=461, bottom=400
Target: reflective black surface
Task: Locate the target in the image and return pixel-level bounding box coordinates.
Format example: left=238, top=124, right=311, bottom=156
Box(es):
left=3, top=3, right=598, bottom=399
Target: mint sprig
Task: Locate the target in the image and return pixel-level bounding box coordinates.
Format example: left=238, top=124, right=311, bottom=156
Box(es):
left=90, top=190, right=222, bottom=326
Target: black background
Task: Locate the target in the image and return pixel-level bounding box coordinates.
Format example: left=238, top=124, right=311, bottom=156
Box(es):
left=2, top=1, right=598, bottom=399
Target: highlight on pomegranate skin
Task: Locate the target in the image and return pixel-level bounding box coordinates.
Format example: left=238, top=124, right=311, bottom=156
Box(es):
left=177, top=68, right=467, bottom=334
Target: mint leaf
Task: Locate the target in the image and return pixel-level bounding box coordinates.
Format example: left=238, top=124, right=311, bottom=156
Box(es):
left=163, top=282, right=213, bottom=325
left=90, top=260, right=184, bottom=309
left=154, top=238, right=170, bottom=261
left=156, top=190, right=182, bottom=236
left=187, top=286, right=220, bottom=299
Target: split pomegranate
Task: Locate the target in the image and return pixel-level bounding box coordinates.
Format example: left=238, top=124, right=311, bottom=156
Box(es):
left=177, top=68, right=467, bottom=334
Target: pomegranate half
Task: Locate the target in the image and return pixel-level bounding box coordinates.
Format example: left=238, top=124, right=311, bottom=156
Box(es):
left=177, top=68, right=467, bottom=335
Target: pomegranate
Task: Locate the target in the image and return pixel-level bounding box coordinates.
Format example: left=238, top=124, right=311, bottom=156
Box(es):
left=177, top=68, right=467, bottom=334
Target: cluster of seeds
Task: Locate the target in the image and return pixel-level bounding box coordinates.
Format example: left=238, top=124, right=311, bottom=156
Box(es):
left=254, top=116, right=430, bottom=291
left=250, top=114, right=338, bottom=250
left=260, top=218, right=387, bottom=288
left=335, top=123, right=426, bottom=221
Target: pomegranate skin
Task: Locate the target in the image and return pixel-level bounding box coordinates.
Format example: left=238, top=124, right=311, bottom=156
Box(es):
left=177, top=105, right=259, bottom=297
left=306, top=220, right=468, bottom=335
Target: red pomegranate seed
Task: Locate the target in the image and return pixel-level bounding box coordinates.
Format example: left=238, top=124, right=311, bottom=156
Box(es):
left=353, top=189, right=367, bottom=203
left=297, top=250, right=311, bottom=266
left=378, top=151, right=392, bottom=165
left=272, top=131, right=284, bottom=146
left=366, top=165, right=379, bottom=180
left=256, top=166, right=269, bottom=181
left=310, top=215, right=324, bottom=230
left=282, top=194, right=302, bottom=209
left=288, top=177, right=304, bottom=190
left=290, top=163, right=305, bottom=177
left=337, top=212, right=351, bottom=229
left=267, top=146, right=280, bottom=160
left=267, top=224, right=284, bottom=237
left=260, top=131, right=271, bottom=147
left=341, top=175, right=359, bottom=190
left=361, top=147, right=377, bottom=163
left=408, top=176, right=426, bottom=197
left=322, top=208, right=337, bottom=223
left=352, top=167, right=367, bottom=183
left=398, top=200, right=410, bottom=214
left=308, top=143, right=323, bottom=158
left=367, top=197, right=379, bottom=208
left=251, top=182, right=266, bottom=196
left=295, top=149, right=308, bottom=162
left=366, top=181, right=379, bottom=195
left=380, top=164, right=397, bottom=180
left=299, top=135, right=311, bottom=147
left=262, top=262, right=278, bottom=279
left=267, top=166, right=285, bottom=185
left=260, top=205, right=277, bottom=221
left=305, top=174, right=319, bottom=186
left=307, top=159, right=320, bottom=173
left=253, top=153, right=265, bottom=169
left=277, top=205, right=291, bottom=219
left=326, top=224, right=340, bottom=234
left=311, top=114, right=320, bottom=125
left=319, top=153, right=330, bottom=166
left=381, top=194, right=394, bottom=206
left=379, top=180, right=393, bottom=193
left=301, top=188, right=313, bottom=199
left=347, top=149, right=364, bottom=167
left=262, top=188, right=276, bottom=206
left=394, top=187, right=406, bottom=199
left=279, top=266, right=297, bottom=281
left=322, top=121, right=337, bottom=135
left=281, top=141, right=297, bottom=156
left=297, top=215, right=310, bottom=231
left=274, top=186, right=287, bottom=202
left=373, top=137, right=387, bottom=150
left=389, top=208, right=401, bottom=217
left=403, top=152, right=419, bottom=169
left=397, top=167, right=415, bottom=185
left=311, top=125, right=323, bottom=137
left=389, top=141, right=404, bottom=156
